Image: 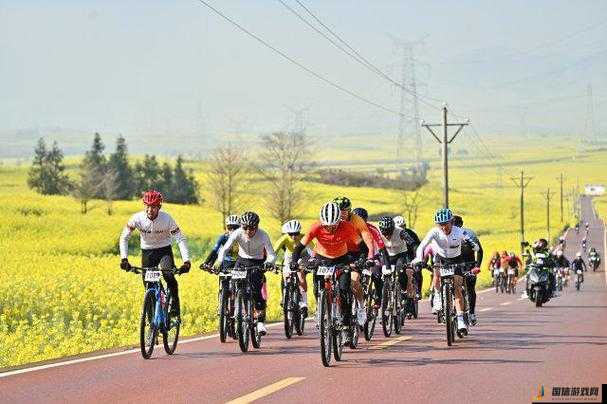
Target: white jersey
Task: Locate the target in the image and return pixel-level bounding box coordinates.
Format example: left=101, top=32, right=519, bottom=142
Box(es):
left=119, top=211, right=190, bottom=261
left=380, top=226, right=408, bottom=256
left=218, top=227, right=276, bottom=264
left=415, top=226, right=478, bottom=261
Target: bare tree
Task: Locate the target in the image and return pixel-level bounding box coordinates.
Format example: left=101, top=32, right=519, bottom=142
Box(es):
left=205, top=145, right=248, bottom=225
left=401, top=190, right=424, bottom=229
left=101, top=168, right=120, bottom=215
left=72, top=169, right=99, bottom=214
left=257, top=131, right=314, bottom=224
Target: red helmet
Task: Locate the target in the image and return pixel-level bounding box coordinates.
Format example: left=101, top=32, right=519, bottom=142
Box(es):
left=142, top=190, right=163, bottom=206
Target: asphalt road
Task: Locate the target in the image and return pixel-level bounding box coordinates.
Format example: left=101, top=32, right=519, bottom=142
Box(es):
left=2, top=196, right=606, bottom=404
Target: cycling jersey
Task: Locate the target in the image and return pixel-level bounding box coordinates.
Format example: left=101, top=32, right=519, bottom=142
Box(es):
left=119, top=210, right=190, bottom=261
left=345, top=213, right=375, bottom=259
left=380, top=226, right=409, bottom=256
left=217, top=228, right=276, bottom=263
left=415, top=226, right=479, bottom=263
left=367, top=223, right=385, bottom=251
left=554, top=255, right=570, bottom=268
left=571, top=258, right=586, bottom=272
left=460, top=227, right=482, bottom=264
left=301, top=220, right=359, bottom=259
left=205, top=233, right=239, bottom=266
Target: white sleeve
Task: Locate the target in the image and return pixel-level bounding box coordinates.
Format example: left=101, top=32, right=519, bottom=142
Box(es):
left=119, top=214, right=138, bottom=259
left=263, top=232, right=277, bottom=264
left=168, top=216, right=190, bottom=262
left=218, top=230, right=239, bottom=264
left=415, top=229, right=436, bottom=262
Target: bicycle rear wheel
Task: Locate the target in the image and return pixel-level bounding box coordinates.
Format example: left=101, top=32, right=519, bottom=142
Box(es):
left=283, top=285, right=294, bottom=339
left=381, top=281, right=393, bottom=337
left=140, top=290, right=157, bottom=359
left=443, top=283, right=454, bottom=347
left=318, top=289, right=332, bottom=367
left=219, top=287, right=229, bottom=343
left=163, top=293, right=180, bottom=355
left=394, top=282, right=403, bottom=334
left=251, top=296, right=261, bottom=349
left=363, top=281, right=376, bottom=341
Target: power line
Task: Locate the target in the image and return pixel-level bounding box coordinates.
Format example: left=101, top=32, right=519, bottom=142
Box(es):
left=193, top=0, right=409, bottom=119
left=287, top=0, right=444, bottom=111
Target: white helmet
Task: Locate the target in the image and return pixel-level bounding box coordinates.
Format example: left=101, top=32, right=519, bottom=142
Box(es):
left=556, top=250, right=563, bottom=257
left=225, top=215, right=240, bottom=227
left=320, top=202, right=341, bottom=226
left=393, top=215, right=405, bottom=227
left=576, top=252, right=582, bottom=257
left=282, top=219, right=302, bottom=234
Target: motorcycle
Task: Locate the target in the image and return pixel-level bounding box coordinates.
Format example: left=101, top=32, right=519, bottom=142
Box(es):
left=526, top=262, right=551, bottom=308
left=589, top=255, right=600, bottom=272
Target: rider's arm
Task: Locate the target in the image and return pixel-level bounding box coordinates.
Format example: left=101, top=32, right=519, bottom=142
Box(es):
left=217, top=230, right=240, bottom=265
left=262, top=231, right=276, bottom=264
left=273, top=235, right=288, bottom=255
left=292, top=233, right=312, bottom=264
left=205, top=234, right=228, bottom=266
left=351, top=215, right=375, bottom=259
left=119, top=214, right=138, bottom=259
left=169, top=219, right=190, bottom=262
left=414, top=229, right=436, bottom=263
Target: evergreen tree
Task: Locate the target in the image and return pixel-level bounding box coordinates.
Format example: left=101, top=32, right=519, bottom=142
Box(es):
left=82, top=133, right=107, bottom=198
left=108, top=135, right=133, bottom=199
left=27, top=138, right=71, bottom=195
left=159, top=162, right=174, bottom=196
left=134, top=154, right=162, bottom=194
left=171, top=155, right=198, bottom=204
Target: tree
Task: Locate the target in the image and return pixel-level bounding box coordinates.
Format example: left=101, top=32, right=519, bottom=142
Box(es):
left=171, top=156, right=198, bottom=204
left=27, top=138, right=71, bottom=195
left=400, top=190, right=424, bottom=229
left=133, top=154, right=162, bottom=194
left=107, top=135, right=133, bottom=199
left=101, top=168, right=120, bottom=215
left=159, top=162, right=174, bottom=196
left=72, top=165, right=99, bottom=214
left=206, top=145, right=248, bottom=225
left=82, top=133, right=107, bottom=198
left=257, top=131, right=314, bottom=224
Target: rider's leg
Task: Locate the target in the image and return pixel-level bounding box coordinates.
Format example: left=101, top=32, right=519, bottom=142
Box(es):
left=297, top=270, right=308, bottom=309
left=465, top=274, right=477, bottom=314
left=405, top=268, right=415, bottom=298
left=432, top=268, right=442, bottom=312
left=337, top=269, right=353, bottom=325
left=248, top=263, right=267, bottom=322
left=371, top=263, right=383, bottom=306
left=453, top=275, right=465, bottom=314
left=350, top=271, right=364, bottom=303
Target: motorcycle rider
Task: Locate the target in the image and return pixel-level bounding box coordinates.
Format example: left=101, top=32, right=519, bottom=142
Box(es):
left=588, top=247, right=601, bottom=271
left=524, top=239, right=558, bottom=297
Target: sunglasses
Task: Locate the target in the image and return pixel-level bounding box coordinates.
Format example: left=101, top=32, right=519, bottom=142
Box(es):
left=242, top=225, right=258, bottom=231
left=227, top=225, right=240, bottom=231
left=323, top=224, right=338, bottom=232
left=287, top=232, right=301, bottom=237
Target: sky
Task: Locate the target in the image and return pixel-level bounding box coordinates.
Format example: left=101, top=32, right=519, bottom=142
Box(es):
left=1, top=0, right=606, bottom=155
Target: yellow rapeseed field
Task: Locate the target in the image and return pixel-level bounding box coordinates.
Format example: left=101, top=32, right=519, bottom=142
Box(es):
left=1, top=139, right=605, bottom=368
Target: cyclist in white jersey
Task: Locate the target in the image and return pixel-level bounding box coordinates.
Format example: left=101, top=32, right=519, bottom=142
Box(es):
left=412, top=208, right=480, bottom=333
left=119, top=190, right=191, bottom=315
left=217, top=211, right=276, bottom=335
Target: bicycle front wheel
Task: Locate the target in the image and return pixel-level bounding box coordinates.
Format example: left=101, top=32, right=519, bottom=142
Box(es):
left=140, top=290, right=157, bottom=359
left=381, top=281, right=393, bottom=337
left=236, top=289, right=250, bottom=352
left=443, top=283, right=454, bottom=347
left=163, top=294, right=180, bottom=355
left=318, top=289, right=332, bottom=367
left=283, top=285, right=294, bottom=339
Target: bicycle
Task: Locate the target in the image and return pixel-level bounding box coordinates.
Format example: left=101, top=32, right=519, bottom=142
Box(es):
left=506, top=267, right=517, bottom=294
left=312, top=262, right=354, bottom=367
left=380, top=264, right=405, bottom=337
left=278, top=263, right=306, bottom=339
left=202, top=263, right=236, bottom=343
left=129, top=264, right=183, bottom=359
left=404, top=265, right=419, bottom=320
left=575, top=269, right=583, bottom=291
left=360, top=266, right=378, bottom=341
left=231, top=265, right=274, bottom=352
left=435, top=262, right=467, bottom=346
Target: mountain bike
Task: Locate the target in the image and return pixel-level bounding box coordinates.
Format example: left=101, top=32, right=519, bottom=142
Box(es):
left=436, top=262, right=467, bottom=347
left=129, top=265, right=183, bottom=359
left=232, top=265, right=274, bottom=352
left=361, top=266, right=378, bottom=341
left=203, top=263, right=236, bottom=343
left=506, top=267, right=517, bottom=294
left=380, top=264, right=405, bottom=337
left=278, top=264, right=306, bottom=339
left=404, top=265, right=419, bottom=320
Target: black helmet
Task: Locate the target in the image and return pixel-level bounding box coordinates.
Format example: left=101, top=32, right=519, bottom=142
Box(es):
left=378, top=216, right=395, bottom=235
left=451, top=215, right=463, bottom=227
left=333, top=196, right=352, bottom=211
left=533, top=238, right=548, bottom=252
left=352, top=207, right=368, bottom=222
left=240, top=211, right=260, bottom=227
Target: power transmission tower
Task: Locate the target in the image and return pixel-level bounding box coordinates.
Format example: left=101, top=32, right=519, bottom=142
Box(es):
left=284, top=105, right=310, bottom=134
left=540, top=188, right=555, bottom=241
left=511, top=170, right=533, bottom=253
left=556, top=173, right=564, bottom=223
left=421, top=105, right=469, bottom=208
left=389, top=36, right=426, bottom=166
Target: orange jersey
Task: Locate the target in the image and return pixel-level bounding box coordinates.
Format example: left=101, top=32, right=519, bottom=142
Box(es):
left=302, top=220, right=359, bottom=259
left=345, top=213, right=375, bottom=258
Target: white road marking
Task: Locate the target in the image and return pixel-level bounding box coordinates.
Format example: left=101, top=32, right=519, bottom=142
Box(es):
left=479, top=307, right=493, bottom=312
left=226, top=377, right=306, bottom=404
left=500, top=301, right=512, bottom=306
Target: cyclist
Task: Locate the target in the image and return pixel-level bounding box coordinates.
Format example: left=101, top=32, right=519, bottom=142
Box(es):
left=119, top=190, right=191, bottom=316
left=377, top=216, right=417, bottom=307
left=274, top=219, right=312, bottom=317
left=216, top=211, right=276, bottom=336
left=291, top=202, right=365, bottom=334
left=554, top=249, right=570, bottom=287
left=558, top=235, right=566, bottom=250
left=393, top=215, right=422, bottom=294
left=571, top=252, right=586, bottom=284
left=451, top=215, right=483, bottom=326
left=581, top=237, right=587, bottom=252
left=588, top=247, right=601, bottom=270
left=201, top=215, right=240, bottom=270
left=412, top=208, right=480, bottom=334
left=333, top=197, right=377, bottom=324
left=351, top=208, right=389, bottom=306
left=508, top=251, right=523, bottom=285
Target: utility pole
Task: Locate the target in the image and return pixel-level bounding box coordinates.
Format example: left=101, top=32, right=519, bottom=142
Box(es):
left=511, top=170, right=533, bottom=253
left=421, top=105, right=469, bottom=208
left=540, top=188, right=555, bottom=241
left=556, top=173, right=564, bottom=223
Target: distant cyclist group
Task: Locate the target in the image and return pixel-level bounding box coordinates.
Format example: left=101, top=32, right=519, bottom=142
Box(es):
left=117, top=190, right=600, bottom=363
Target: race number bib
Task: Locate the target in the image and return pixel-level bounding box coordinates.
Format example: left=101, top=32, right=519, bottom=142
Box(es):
left=382, top=265, right=395, bottom=275
left=440, top=266, right=455, bottom=277
left=508, top=268, right=515, bottom=275
left=576, top=270, right=583, bottom=275
left=316, top=266, right=335, bottom=276
left=362, top=269, right=372, bottom=276
left=144, top=270, right=161, bottom=282
left=230, top=270, right=247, bottom=279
